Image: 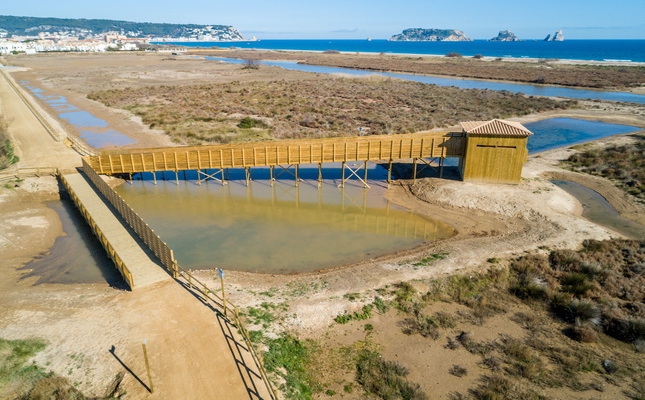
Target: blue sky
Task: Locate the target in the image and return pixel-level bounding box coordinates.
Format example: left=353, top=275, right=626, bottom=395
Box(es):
left=4, top=0, right=644, bottom=39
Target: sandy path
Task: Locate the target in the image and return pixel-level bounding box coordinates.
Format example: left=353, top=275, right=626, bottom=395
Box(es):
left=0, top=69, right=80, bottom=171
left=0, top=64, right=269, bottom=399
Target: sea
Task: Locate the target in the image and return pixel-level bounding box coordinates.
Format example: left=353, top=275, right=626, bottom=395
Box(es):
left=155, top=39, right=645, bottom=63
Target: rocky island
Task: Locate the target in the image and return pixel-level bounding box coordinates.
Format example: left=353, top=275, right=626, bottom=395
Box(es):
left=544, top=29, right=564, bottom=41
left=490, top=30, right=520, bottom=41
left=388, top=28, right=472, bottom=42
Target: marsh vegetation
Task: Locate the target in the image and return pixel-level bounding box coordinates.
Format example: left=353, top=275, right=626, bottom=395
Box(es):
left=88, top=77, right=574, bottom=145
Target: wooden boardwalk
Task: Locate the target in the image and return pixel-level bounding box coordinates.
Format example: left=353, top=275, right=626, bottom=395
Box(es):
left=62, top=173, right=172, bottom=289
left=88, top=131, right=465, bottom=176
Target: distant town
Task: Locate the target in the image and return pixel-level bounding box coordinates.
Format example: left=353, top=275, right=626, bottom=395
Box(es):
left=0, top=15, right=249, bottom=54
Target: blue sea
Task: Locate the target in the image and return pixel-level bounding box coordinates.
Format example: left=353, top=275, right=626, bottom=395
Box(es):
left=155, top=39, right=645, bottom=63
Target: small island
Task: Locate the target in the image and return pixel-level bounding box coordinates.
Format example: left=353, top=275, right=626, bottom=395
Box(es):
left=490, top=30, right=520, bottom=42
left=544, top=29, right=565, bottom=41
left=388, top=28, right=472, bottom=42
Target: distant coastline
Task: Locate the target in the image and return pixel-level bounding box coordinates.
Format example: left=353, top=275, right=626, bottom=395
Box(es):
left=155, top=39, right=645, bottom=63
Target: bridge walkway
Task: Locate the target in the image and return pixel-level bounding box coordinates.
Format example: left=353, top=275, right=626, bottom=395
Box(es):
left=61, top=172, right=172, bottom=289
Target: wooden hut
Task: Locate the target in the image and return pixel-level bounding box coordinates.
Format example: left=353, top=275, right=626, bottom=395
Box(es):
left=459, top=119, right=533, bottom=184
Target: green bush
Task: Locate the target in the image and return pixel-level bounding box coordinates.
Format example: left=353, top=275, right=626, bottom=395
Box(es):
left=237, top=117, right=268, bottom=129
left=264, top=334, right=318, bottom=399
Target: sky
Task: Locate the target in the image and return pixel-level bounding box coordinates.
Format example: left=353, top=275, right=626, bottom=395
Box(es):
left=3, top=0, right=645, bottom=40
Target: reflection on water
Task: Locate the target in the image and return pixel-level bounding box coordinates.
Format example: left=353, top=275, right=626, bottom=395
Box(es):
left=525, top=118, right=641, bottom=154
left=20, top=81, right=136, bottom=148
left=552, top=180, right=645, bottom=240
left=116, top=164, right=454, bottom=273
left=20, top=198, right=127, bottom=287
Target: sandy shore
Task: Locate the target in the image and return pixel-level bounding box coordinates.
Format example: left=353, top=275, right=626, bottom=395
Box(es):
left=1, top=51, right=644, bottom=398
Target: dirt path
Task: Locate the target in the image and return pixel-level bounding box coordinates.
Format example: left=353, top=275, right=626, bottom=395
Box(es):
left=0, top=65, right=269, bottom=399
left=0, top=69, right=80, bottom=171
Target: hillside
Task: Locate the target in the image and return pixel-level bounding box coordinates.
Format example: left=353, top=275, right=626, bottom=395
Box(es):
left=388, top=28, right=472, bottom=42
left=0, top=15, right=245, bottom=40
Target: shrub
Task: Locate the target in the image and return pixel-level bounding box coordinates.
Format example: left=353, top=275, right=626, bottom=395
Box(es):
left=449, top=365, right=468, bottom=377
left=560, top=272, right=594, bottom=296
left=399, top=311, right=440, bottom=339
left=602, top=359, right=619, bottom=374
left=356, top=350, right=428, bottom=400
left=237, top=117, right=268, bottom=129
left=568, top=325, right=598, bottom=343
left=242, top=59, right=260, bottom=69
left=567, top=299, right=601, bottom=325
left=0, top=118, right=19, bottom=170
left=392, top=282, right=419, bottom=313
left=264, top=334, right=318, bottom=399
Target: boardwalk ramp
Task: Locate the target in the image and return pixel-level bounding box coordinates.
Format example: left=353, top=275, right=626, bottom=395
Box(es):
left=61, top=172, right=171, bottom=289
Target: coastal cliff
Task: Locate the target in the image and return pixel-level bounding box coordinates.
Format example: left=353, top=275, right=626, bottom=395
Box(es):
left=388, top=28, right=472, bottom=42
left=490, top=30, right=520, bottom=42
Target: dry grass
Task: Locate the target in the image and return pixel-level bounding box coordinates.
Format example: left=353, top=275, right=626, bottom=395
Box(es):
left=87, top=77, right=574, bottom=145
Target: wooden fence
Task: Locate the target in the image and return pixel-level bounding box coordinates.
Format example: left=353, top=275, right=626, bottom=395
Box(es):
left=60, top=173, right=135, bottom=288
left=81, top=159, right=277, bottom=398
left=88, top=132, right=465, bottom=175
left=175, top=265, right=278, bottom=399
left=0, top=166, right=58, bottom=183
left=82, top=158, right=177, bottom=276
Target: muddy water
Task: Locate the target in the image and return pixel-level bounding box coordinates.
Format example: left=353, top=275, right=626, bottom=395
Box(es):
left=552, top=180, right=645, bottom=240
left=116, top=165, right=454, bottom=273
left=20, top=198, right=127, bottom=287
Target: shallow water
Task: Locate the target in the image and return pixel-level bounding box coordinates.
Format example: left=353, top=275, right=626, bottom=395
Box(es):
left=116, top=164, right=454, bottom=273
left=525, top=118, right=641, bottom=154
left=20, top=81, right=136, bottom=148
left=20, top=198, right=126, bottom=287
left=552, top=180, right=645, bottom=240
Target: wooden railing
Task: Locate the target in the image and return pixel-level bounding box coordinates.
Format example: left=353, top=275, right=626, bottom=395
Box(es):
left=82, top=159, right=177, bottom=275
left=88, top=132, right=465, bottom=175
left=80, top=159, right=277, bottom=398
left=175, top=265, right=278, bottom=399
left=0, top=166, right=58, bottom=183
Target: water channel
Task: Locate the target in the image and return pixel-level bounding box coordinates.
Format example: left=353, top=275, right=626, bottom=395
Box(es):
left=552, top=180, right=645, bottom=241
left=20, top=81, right=136, bottom=148
left=206, top=57, right=645, bottom=105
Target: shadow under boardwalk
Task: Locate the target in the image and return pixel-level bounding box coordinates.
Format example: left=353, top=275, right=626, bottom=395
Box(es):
left=62, top=172, right=171, bottom=289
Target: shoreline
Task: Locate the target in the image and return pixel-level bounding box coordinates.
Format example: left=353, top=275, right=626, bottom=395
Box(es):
left=171, top=39, right=645, bottom=66
left=189, top=48, right=645, bottom=98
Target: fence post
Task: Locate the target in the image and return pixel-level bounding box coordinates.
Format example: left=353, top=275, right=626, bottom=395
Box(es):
left=142, top=339, right=154, bottom=394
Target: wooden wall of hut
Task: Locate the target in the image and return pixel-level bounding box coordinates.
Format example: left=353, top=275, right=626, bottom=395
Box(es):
left=460, top=135, right=529, bottom=184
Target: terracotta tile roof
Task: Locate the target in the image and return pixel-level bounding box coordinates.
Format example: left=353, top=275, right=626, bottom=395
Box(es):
left=460, top=119, right=533, bottom=137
